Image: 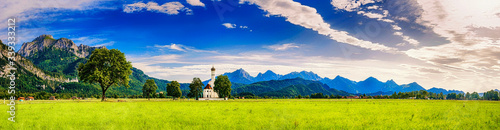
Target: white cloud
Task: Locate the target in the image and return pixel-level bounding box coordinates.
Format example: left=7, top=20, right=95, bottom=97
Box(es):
left=155, top=43, right=188, bottom=52
left=92, top=41, right=115, bottom=47
left=366, top=5, right=379, bottom=10
left=222, top=23, right=250, bottom=30
left=334, top=1, right=420, bottom=46
left=357, top=11, right=384, bottom=19
left=392, top=25, right=402, bottom=30
left=401, top=35, right=419, bottom=46
left=406, top=0, right=500, bottom=72
left=392, top=26, right=419, bottom=46
left=265, top=43, right=300, bottom=51
left=123, top=1, right=192, bottom=15
left=357, top=11, right=394, bottom=23
left=186, top=0, right=205, bottom=7
left=222, top=23, right=236, bottom=28
left=0, top=0, right=109, bottom=36
left=71, top=35, right=117, bottom=47
left=330, top=0, right=380, bottom=11
left=392, top=0, right=500, bottom=92
left=154, top=43, right=218, bottom=53
left=240, top=0, right=398, bottom=53
left=394, top=17, right=410, bottom=22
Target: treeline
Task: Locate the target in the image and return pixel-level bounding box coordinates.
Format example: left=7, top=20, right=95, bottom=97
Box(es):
left=388, top=90, right=498, bottom=100
left=230, top=90, right=500, bottom=100
left=299, top=90, right=499, bottom=100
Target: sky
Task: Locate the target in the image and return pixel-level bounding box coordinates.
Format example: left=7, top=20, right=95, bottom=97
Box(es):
left=1, top=0, right=500, bottom=92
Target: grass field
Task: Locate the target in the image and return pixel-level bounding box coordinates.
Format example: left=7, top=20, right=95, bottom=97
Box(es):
left=1, top=99, right=499, bottom=129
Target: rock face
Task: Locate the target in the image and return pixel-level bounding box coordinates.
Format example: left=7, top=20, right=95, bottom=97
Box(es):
left=18, top=34, right=105, bottom=58
left=0, top=40, right=66, bottom=82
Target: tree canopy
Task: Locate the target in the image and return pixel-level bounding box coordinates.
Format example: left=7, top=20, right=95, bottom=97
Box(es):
left=77, top=48, right=132, bottom=101
left=214, top=75, right=232, bottom=99
left=167, top=81, right=182, bottom=99
left=484, top=90, right=499, bottom=100
left=189, top=77, right=203, bottom=100
left=142, top=79, right=158, bottom=100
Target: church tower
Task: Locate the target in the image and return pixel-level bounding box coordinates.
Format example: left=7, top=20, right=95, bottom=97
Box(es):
left=203, top=65, right=219, bottom=98
left=210, top=65, right=216, bottom=86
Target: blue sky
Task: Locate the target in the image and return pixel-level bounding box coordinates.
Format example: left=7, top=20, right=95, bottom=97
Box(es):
left=1, top=0, right=500, bottom=92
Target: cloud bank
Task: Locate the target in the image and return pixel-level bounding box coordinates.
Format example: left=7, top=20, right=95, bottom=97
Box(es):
left=123, top=1, right=192, bottom=15
left=240, top=0, right=399, bottom=53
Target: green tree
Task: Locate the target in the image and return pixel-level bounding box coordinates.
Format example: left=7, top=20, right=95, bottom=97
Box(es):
left=421, top=90, right=429, bottom=99
left=484, top=90, right=499, bottom=100
left=167, top=81, right=182, bottom=99
left=214, top=75, right=232, bottom=99
left=189, top=77, right=203, bottom=100
left=159, top=92, right=166, bottom=98
left=311, top=93, right=325, bottom=98
left=77, top=48, right=132, bottom=101
left=391, top=92, right=397, bottom=99
left=471, top=92, right=480, bottom=100
left=142, top=79, right=158, bottom=100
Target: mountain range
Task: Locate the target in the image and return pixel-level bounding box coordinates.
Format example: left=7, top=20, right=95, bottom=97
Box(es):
left=218, top=68, right=463, bottom=94
left=232, top=78, right=350, bottom=96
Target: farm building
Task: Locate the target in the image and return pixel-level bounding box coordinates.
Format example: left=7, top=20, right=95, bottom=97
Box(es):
left=18, top=97, right=25, bottom=101
left=27, top=97, right=34, bottom=101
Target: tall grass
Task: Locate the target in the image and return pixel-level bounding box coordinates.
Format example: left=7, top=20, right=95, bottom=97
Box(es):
left=1, top=99, right=499, bottom=129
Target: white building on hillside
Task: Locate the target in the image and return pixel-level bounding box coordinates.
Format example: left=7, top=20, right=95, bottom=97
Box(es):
left=203, top=66, right=219, bottom=98
left=67, top=77, right=79, bottom=82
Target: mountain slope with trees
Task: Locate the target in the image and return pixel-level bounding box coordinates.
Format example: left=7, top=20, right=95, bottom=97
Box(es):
left=259, top=83, right=350, bottom=97
left=1, top=35, right=191, bottom=98
left=232, top=78, right=350, bottom=96
left=18, top=35, right=105, bottom=78
left=222, top=69, right=462, bottom=95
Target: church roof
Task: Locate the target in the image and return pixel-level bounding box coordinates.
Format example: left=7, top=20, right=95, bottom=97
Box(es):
left=204, top=84, right=212, bottom=89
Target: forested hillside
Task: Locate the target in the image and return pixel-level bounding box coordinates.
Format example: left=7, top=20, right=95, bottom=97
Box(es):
left=1, top=36, right=192, bottom=99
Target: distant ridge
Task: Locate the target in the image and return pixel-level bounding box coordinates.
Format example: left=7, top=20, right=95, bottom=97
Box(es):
left=427, top=87, right=464, bottom=95
left=18, top=34, right=105, bottom=58
left=218, top=68, right=464, bottom=94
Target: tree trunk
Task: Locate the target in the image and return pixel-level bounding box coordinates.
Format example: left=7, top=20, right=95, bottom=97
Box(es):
left=101, top=90, right=106, bottom=101
left=101, top=85, right=110, bottom=102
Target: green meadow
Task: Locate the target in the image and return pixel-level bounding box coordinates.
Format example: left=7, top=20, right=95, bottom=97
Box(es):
left=1, top=99, right=499, bottom=129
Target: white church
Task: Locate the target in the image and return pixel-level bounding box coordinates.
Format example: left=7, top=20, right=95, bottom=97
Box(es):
left=203, top=66, right=219, bottom=98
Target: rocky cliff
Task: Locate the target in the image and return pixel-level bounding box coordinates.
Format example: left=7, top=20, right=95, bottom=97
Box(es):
left=18, top=34, right=105, bottom=58
left=0, top=40, right=66, bottom=82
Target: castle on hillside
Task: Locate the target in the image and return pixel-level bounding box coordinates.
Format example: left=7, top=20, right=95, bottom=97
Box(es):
left=67, top=77, right=79, bottom=83
left=203, top=66, right=219, bottom=98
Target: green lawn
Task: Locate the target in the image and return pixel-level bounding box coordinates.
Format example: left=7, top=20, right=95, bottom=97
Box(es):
left=1, top=99, right=499, bottom=129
